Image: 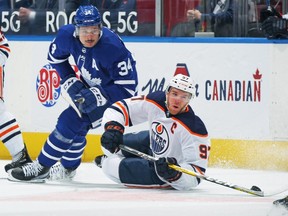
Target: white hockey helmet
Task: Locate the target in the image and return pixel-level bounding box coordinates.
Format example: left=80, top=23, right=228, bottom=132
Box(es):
left=166, top=74, right=196, bottom=99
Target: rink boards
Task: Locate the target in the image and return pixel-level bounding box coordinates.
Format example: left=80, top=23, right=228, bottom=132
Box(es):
left=0, top=37, right=287, bottom=171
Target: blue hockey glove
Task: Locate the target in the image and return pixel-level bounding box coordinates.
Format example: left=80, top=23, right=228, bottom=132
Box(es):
left=61, top=75, right=86, bottom=98
left=74, top=86, right=108, bottom=114
left=155, top=157, right=182, bottom=182
left=61, top=75, right=86, bottom=117
left=101, top=121, right=124, bottom=153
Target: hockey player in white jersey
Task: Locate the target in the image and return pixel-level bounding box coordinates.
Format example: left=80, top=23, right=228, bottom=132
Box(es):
left=99, top=74, right=210, bottom=190
left=0, top=29, right=32, bottom=172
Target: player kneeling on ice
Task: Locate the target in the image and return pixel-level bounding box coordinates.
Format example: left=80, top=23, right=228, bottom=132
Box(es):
left=96, top=74, right=211, bottom=190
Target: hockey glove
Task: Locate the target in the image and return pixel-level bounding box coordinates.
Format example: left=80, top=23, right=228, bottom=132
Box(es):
left=61, top=75, right=86, bottom=97
left=155, top=157, right=182, bottom=182
left=261, top=16, right=288, bottom=39
left=74, top=86, right=108, bottom=114
left=61, top=75, right=86, bottom=117
left=101, top=121, right=124, bottom=153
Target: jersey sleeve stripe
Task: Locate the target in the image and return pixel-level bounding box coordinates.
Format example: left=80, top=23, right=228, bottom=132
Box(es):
left=115, top=101, right=129, bottom=126
left=0, top=44, right=10, bottom=52
left=145, top=98, right=165, bottom=111
left=0, top=44, right=10, bottom=58
left=191, top=164, right=205, bottom=175
left=114, top=80, right=136, bottom=85
left=48, top=53, right=69, bottom=64
left=191, top=164, right=206, bottom=184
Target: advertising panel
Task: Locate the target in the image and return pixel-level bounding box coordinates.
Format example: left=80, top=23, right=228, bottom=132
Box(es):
left=1, top=39, right=287, bottom=169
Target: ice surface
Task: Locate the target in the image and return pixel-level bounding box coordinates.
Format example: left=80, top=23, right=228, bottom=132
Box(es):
left=0, top=160, right=287, bottom=216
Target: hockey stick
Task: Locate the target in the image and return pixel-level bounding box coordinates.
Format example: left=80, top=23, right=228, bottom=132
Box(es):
left=119, top=145, right=264, bottom=197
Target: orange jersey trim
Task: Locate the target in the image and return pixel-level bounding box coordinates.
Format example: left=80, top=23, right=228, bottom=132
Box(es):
left=192, top=164, right=205, bottom=175
left=115, top=101, right=129, bottom=126
left=0, top=125, right=20, bottom=137
left=0, top=45, right=10, bottom=53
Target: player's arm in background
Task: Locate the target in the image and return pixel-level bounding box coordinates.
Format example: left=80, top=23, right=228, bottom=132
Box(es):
left=0, top=30, right=11, bottom=98
left=102, top=95, right=149, bottom=129
left=0, top=30, right=10, bottom=67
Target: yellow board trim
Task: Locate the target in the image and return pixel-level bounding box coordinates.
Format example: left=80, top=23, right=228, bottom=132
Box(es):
left=0, top=133, right=287, bottom=171
left=209, top=139, right=288, bottom=171
left=0, top=132, right=103, bottom=162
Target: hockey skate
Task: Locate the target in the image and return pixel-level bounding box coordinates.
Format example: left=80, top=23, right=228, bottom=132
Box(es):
left=273, top=196, right=288, bottom=210
left=7, top=160, right=50, bottom=182
left=94, top=154, right=107, bottom=168
left=48, top=163, right=76, bottom=181
left=4, top=145, right=32, bottom=172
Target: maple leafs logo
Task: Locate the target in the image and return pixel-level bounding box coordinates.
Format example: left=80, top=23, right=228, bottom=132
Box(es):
left=81, top=65, right=102, bottom=86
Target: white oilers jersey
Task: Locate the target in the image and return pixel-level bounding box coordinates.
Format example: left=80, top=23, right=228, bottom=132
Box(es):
left=0, top=30, right=10, bottom=98
left=0, top=30, right=10, bottom=66
left=102, top=91, right=211, bottom=190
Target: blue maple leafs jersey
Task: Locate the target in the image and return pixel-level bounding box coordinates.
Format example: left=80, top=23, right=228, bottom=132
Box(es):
left=47, top=24, right=138, bottom=103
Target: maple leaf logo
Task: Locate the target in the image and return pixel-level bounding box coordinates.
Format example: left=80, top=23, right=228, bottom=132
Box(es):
left=253, top=69, right=262, bottom=80
left=81, top=66, right=102, bottom=86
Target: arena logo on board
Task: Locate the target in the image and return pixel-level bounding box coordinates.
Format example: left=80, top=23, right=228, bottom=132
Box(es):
left=36, top=64, right=61, bottom=107
left=205, top=69, right=262, bottom=102
left=36, top=63, right=196, bottom=107
left=36, top=64, right=79, bottom=107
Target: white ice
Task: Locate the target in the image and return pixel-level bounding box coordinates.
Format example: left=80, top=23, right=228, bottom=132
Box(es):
left=0, top=160, right=287, bottom=216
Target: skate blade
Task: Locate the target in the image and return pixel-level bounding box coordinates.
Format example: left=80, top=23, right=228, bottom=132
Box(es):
left=6, top=169, right=47, bottom=183
left=7, top=176, right=46, bottom=183
left=7, top=177, right=46, bottom=183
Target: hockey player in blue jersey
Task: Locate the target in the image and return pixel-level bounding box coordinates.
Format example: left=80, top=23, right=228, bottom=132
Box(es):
left=98, top=74, right=210, bottom=190
left=8, top=5, right=138, bottom=182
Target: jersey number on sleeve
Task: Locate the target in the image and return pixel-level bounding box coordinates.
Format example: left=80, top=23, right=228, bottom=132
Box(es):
left=118, top=57, right=133, bottom=76
left=199, top=144, right=210, bottom=159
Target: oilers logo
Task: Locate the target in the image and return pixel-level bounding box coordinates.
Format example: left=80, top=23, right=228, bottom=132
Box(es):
left=151, top=122, right=169, bottom=155
left=36, top=64, right=61, bottom=107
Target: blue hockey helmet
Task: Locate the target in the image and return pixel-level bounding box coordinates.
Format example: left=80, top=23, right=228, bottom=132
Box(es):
left=74, top=5, right=102, bottom=27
